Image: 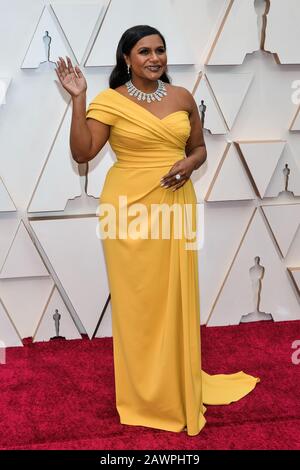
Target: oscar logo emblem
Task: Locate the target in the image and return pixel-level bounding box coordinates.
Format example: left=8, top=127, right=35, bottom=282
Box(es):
left=198, top=99, right=207, bottom=128
left=50, top=309, right=66, bottom=340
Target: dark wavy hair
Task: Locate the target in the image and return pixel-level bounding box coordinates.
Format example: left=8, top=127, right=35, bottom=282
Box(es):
left=109, top=25, right=171, bottom=89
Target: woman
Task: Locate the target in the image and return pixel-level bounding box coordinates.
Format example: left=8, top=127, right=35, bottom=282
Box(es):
left=55, top=25, right=260, bottom=436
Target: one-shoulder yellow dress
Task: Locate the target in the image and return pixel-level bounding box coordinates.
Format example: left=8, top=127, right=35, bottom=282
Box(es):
left=86, top=88, right=260, bottom=436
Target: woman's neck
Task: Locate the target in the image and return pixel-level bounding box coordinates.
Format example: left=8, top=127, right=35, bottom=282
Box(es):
left=129, top=76, right=159, bottom=93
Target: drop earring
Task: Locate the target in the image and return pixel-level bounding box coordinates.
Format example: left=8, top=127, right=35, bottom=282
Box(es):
left=127, top=64, right=131, bottom=77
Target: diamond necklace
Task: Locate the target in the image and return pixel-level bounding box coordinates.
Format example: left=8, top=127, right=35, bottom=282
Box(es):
left=125, top=79, right=167, bottom=103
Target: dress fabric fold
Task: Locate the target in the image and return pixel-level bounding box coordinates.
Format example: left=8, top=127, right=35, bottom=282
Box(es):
left=86, top=88, right=260, bottom=436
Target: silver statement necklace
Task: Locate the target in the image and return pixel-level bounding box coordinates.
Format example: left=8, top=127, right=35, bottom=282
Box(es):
left=125, top=79, right=167, bottom=103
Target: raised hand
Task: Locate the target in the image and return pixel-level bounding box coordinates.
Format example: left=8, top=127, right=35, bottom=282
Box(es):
left=55, top=56, right=87, bottom=97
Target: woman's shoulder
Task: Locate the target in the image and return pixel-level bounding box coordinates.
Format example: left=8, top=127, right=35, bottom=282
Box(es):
left=165, top=83, right=193, bottom=99
left=165, top=83, right=194, bottom=113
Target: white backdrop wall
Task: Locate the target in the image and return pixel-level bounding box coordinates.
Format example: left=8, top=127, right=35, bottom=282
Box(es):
left=0, top=0, right=299, bottom=347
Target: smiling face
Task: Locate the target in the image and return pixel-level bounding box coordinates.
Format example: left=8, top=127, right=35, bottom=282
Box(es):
left=124, top=34, right=167, bottom=81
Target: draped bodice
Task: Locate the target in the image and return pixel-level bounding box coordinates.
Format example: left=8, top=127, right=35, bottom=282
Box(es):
left=86, top=88, right=191, bottom=169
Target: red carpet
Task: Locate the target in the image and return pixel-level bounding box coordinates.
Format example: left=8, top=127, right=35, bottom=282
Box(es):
left=0, top=320, right=300, bottom=450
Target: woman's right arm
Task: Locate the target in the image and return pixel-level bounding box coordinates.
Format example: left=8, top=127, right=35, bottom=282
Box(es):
left=70, top=92, right=110, bottom=164
left=55, top=56, right=110, bottom=164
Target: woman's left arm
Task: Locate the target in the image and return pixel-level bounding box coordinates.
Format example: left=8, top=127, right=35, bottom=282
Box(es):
left=185, top=89, right=207, bottom=170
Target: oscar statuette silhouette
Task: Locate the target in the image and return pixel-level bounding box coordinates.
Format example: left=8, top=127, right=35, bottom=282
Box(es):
left=50, top=308, right=66, bottom=340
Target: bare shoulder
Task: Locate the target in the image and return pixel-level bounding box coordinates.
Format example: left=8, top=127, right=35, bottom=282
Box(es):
left=114, top=84, right=127, bottom=95
left=165, top=84, right=195, bottom=113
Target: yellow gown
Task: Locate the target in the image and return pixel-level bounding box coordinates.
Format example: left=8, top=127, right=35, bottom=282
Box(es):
left=86, top=88, right=260, bottom=436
